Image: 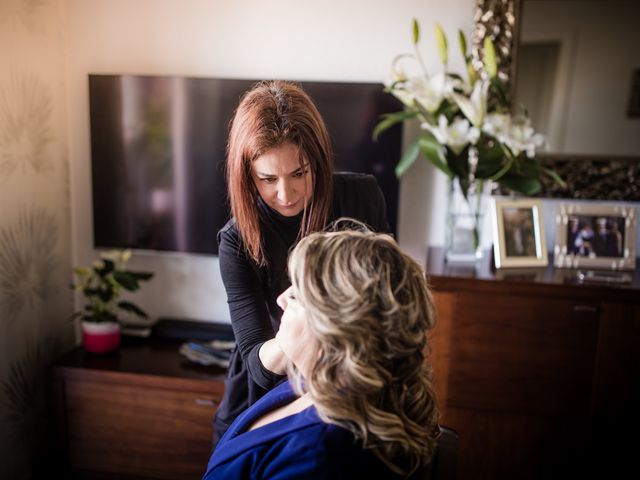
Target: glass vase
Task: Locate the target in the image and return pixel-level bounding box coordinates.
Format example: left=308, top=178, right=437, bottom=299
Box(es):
left=445, top=177, right=492, bottom=263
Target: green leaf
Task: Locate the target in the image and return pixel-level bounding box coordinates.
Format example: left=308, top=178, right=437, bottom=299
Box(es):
left=129, top=271, right=154, bottom=281
left=483, top=36, right=497, bottom=78
left=433, top=98, right=459, bottom=122
left=395, top=138, right=421, bottom=178
left=92, top=310, right=117, bottom=323
left=475, top=139, right=505, bottom=178
left=458, top=29, right=468, bottom=60
left=458, top=176, right=471, bottom=201
left=94, top=259, right=114, bottom=277
left=542, top=167, right=567, bottom=189
left=96, top=286, right=113, bottom=303
left=434, top=23, right=448, bottom=65
left=498, top=175, right=541, bottom=196
left=490, top=77, right=508, bottom=106
left=113, top=271, right=139, bottom=291
left=445, top=147, right=470, bottom=180
left=489, top=144, right=516, bottom=181
left=118, top=301, right=148, bottom=318
left=412, top=18, right=420, bottom=45
left=83, top=287, right=99, bottom=298
left=513, top=157, right=541, bottom=177
left=419, top=136, right=452, bottom=176
left=372, top=109, right=419, bottom=141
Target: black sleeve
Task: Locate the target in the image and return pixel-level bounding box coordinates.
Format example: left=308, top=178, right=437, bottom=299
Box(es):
left=364, top=175, right=391, bottom=234
left=217, top=228, right=285, bottom=390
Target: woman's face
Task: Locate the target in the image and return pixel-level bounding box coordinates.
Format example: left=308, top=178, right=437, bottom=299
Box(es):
left=251, top=142, right=314, bottom=217
left=275, top=286, right=317, bottom=377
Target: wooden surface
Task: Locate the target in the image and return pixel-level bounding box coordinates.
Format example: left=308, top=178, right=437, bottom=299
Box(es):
left=427, top=247, right=640, bottom=302
left=426, top=247, right=640, bottom=480
left=52, top=338, right=226, bottom=480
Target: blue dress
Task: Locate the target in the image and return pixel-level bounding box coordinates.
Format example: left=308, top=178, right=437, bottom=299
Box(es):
left=203, top=381, right=408, bottom=479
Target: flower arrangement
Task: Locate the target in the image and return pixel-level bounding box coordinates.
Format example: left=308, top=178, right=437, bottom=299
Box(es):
left=71, top=249, right=154, bottom=324
left=374, top=20, right=565, bottom=200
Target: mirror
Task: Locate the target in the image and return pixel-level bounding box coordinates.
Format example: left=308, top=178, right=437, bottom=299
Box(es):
left=473, top=0, right=640, bottom=201
left=514, top=0, right=640, bottom=158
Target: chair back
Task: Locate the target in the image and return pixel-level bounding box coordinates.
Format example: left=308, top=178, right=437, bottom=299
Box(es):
left=422, top=425, right=458, bottom=480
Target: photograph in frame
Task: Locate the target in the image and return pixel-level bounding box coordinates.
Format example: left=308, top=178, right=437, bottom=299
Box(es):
left=492, top=199, right=548, bottom=269
left=554, top=203, right=637, bottom=271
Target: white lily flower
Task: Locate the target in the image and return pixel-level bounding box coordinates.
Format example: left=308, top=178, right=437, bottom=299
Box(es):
left=506, top=116, right=546, bottom=157
left=422, top=115, right=480, bottom=155
left=482, top=113, right=511, bottom=141
left=483, top=113, right=545, bottom=157
left=452, top=80, right=489, bottom=127
left=389, top=88, right=416, bottom=109
left=404, top=72, right=461, bottom=113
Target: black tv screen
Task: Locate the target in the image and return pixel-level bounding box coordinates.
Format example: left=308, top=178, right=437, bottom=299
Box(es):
left=89, top=75, right=403, bottom=255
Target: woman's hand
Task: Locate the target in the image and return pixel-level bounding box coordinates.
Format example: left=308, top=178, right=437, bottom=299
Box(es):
left=258, top=339, right=288, bottom=375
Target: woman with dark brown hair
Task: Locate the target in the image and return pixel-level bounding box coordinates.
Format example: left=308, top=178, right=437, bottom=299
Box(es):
left=213, top=80, right=389, bottom=443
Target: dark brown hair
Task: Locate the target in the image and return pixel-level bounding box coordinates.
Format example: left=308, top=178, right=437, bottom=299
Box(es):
left=226, top=80, right=334, bottom=265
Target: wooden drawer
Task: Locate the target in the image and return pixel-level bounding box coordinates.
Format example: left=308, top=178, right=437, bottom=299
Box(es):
left=65, top=378, right=221, bottom=479
left=444, top=292, right=600, bottom=416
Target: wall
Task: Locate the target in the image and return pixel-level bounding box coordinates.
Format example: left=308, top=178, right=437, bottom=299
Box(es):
left=66, top=0, right=475, bottom=325
left=0, top=0, right=75, bottom=477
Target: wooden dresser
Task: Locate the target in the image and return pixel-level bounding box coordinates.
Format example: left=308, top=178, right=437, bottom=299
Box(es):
left=51, top=338, right=226, bottom=479
left=426, top=248, right=640, bottom=480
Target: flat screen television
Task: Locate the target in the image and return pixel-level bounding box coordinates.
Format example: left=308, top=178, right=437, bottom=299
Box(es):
left=89, top=74, right=403, bottom=255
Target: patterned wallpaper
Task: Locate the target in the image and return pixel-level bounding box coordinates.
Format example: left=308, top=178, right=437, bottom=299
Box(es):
left=0, top=1, right=75, bottom=478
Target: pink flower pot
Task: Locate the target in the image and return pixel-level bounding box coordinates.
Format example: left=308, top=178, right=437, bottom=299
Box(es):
left=82, top=321, right=121, bottom=354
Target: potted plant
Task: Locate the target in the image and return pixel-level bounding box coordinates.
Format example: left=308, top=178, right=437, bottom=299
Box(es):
left=374, top=20, right=565, bottom=262
left=71, top=249, right=154, bottom=353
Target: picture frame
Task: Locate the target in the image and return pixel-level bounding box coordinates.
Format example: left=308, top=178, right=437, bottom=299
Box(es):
left=492, top=199, right=548, bottom=268
left=554, top=203, right=637, bottom=271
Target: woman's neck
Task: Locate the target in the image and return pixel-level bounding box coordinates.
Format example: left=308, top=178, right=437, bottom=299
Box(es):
left=247, top=392, right=313, bottom=432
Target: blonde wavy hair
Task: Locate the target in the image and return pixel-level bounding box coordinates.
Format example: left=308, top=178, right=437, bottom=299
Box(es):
left=287, top=227, right=440, bottom=476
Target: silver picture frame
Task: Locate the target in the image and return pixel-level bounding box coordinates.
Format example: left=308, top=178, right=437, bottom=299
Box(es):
left=554, top=203, right=637, bottom=271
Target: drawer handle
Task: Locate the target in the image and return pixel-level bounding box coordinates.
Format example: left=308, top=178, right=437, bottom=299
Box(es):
left=195, top=398, right=220, bottom=407
left=573, top=304, right=599, bottom=314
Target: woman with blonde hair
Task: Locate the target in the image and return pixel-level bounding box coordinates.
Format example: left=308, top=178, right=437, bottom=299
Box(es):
left=204, top=227, right=439, bottom=479
left=214, top=80, right=389, bottom=443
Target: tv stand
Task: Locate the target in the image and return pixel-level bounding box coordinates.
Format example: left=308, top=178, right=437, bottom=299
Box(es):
left=51, top=337, right=226, bottom=479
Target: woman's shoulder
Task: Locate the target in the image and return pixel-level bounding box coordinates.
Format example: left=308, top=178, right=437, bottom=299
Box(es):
left=217, top=218, right=244, bottom=251
left=217, top=218, right=261, bottom=270
left=332, top=171, right=384, bottom=205
left=218, top=217, right=238, bottom=240
left=297, top=421, right=402, bottom=478
left=331, top=172, right=389, bottom=232
left=333, top=171, right=379, bottom=191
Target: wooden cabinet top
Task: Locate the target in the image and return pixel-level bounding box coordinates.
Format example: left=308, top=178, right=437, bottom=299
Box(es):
left=426, top=247, right=640, bottom=303
left=52, top=337, right=227, bottom=390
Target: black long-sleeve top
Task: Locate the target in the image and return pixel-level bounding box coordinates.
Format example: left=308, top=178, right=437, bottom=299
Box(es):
left=213, top=172, right=390, bottom=442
